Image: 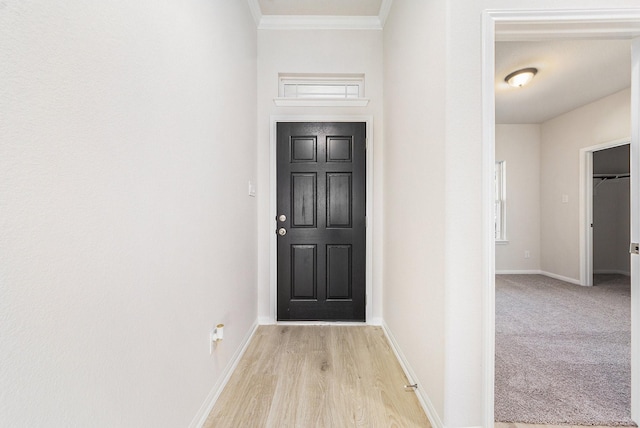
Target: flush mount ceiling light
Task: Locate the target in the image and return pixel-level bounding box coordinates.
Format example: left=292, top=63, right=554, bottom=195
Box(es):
left=505, top=67, right=538, bottom=88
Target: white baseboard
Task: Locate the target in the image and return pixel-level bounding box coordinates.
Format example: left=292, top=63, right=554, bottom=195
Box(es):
left=496, top=270, right=583, bottom=285
left=258, top=316, right=275, bottom=325
left=381, top=321, right=444, bottom=428
left=189, top=320, right=259, bottom=428
left=594, top=269, right=631, bottom=276
left=540, top=271, right=582, bottom=285
left=367, top=316, right=383, bottom=326
left=496, top=269, right=541, bottom=275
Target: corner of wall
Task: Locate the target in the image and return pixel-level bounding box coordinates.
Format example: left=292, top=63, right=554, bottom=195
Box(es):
left=381, top=321, right=445, bottom=428
left=189, top=321, right=259, bottom=428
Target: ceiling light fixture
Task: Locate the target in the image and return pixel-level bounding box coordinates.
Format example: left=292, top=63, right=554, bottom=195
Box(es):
left=505, top=67, right=538, bottom=88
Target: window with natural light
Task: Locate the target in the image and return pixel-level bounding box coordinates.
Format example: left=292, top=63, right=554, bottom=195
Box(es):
left=495, top=160, right=507, bottom=241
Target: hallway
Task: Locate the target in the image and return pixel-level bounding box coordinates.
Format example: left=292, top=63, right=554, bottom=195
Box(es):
left=204, top=326, right=430, bottom=427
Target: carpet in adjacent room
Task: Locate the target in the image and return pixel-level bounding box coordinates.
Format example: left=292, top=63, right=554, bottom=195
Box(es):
left=494, top=274, right=634, bottom=426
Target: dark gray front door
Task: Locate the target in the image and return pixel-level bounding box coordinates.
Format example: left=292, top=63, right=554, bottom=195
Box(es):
left=276, top=122, right=366, bottom=321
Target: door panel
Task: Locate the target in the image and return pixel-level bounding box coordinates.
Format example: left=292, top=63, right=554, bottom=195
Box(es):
left=327, top=137, right=352, bottom=162
left=277, top=122, right=366, bottom=321
left=291, top=173, right=317, bottom=227
left=327, top=173, right=352, bottom=228
left=327, top=244, right=352, bottom=299
left=291, top=137, right=317, bottom=162
left=291, top=245, right=317, bottom=299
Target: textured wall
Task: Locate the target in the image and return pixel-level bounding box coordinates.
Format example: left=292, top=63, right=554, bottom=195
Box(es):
left=0, top=1, right=257, bottom=426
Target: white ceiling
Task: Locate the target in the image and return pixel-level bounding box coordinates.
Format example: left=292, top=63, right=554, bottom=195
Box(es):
left=495, top=39, right=631, bottom=124
left=252, top=2, right=633, bottom=125
left=256, top=0, right=383, bottom=16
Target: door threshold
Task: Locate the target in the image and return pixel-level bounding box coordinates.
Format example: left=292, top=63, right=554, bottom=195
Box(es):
left=275, top=321, right=368, bottom=326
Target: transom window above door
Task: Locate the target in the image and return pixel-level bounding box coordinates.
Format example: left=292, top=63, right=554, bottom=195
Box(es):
left=274, top=73, right=369, bottom=107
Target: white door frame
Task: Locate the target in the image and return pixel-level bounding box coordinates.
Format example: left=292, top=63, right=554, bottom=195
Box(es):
left=631, top=37, right=640, bottom=425
left=482, top=9, right=640, bottom=427
left=580, top=138, right=631, bottom=287
left=268, top=115, right=374, bottom=324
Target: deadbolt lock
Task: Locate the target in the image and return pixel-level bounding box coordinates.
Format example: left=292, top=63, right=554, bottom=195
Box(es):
left=278, top=214, right=286, bottom=222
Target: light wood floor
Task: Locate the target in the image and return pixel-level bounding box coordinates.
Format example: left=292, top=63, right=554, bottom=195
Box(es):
left=204, top=325, right=431, bottom=428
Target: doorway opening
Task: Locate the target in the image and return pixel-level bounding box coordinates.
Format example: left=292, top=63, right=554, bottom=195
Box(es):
left=482, top=9, right=640, bottom=427
left=268, top=115, right=374, bottom=324
left=275, top=122, right=366, bottom=321
left=582, top=140, right=631, bottom=286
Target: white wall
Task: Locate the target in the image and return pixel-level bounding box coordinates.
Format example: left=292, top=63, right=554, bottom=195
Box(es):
left=0, top=2, right=257, bottom=427
left=383, top=0, right=447, bottom=420
left=495, top=102, right=630, bottom=278
left=256, top=29, right=384, bottom=323
left=541, top=89, right=631, bottom=281
left=386, top=1, right=639, bottom=427
left=495, top=125, right=542, bottom=272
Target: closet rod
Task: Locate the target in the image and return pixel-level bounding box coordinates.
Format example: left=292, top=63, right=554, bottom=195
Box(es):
left=593, top=173, right=630, bottom=179
left=593, top=173, right=630, bottom=190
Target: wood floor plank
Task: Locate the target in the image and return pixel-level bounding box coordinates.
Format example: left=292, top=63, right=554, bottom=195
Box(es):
left=204, top=325, right=430, bottom=428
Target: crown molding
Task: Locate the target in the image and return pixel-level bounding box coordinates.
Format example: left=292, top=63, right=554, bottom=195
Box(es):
left=258, top=15, right=382, bottom=30
left=489, top=8, right=640, bottom=41
left=248, top=0, right=393, bottom=30
left=246, top=0, right=262, bottom=26
left=378, top=0, right=394, bottom=27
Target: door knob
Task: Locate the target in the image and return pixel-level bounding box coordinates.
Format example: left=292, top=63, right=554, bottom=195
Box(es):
left=278, top=228, right=287, bottom=236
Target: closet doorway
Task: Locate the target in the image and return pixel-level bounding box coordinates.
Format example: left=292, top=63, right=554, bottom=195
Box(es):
left=593, top=144, right=631, bottom=282
left=582, top=140, right=631, bottom=286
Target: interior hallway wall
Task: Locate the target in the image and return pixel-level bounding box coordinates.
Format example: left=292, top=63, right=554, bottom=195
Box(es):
left=495, top=124, right=542, bottom=272
left=541, top=89, right=630, bottom=282
left=0, top=1, right=258, bottom=426
left=383, top=0, right=447, bottom=420
left=256, top=29, right=384, bottom=323
left=387, top=1, right=639, bottom=427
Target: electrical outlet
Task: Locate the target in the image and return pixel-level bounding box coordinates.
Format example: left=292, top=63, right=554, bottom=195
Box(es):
left=209, top=324, right=224, bottom=354
left=210, top=329, right=215, bottom=355
left=524, top=250, right=530, bottom=259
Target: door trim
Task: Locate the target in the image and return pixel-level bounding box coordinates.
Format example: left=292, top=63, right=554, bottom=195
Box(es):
left=269, top=115, right=374, bottom=324
left=483, top=9, right=640, bottom=427
left=580, top=138, right=630, bottom=287
left=631, top=36, right=640, bottom=424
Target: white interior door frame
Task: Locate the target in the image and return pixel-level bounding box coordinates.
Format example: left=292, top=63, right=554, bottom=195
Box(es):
left=268, top=115, right=374, bottom=324
left=482, top=9, right=640, bottom=427
left=580, top=138, right=630, bottom=287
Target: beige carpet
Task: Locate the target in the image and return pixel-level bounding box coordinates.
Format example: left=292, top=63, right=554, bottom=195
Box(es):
left=494, top=274, right=634, bottom=426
